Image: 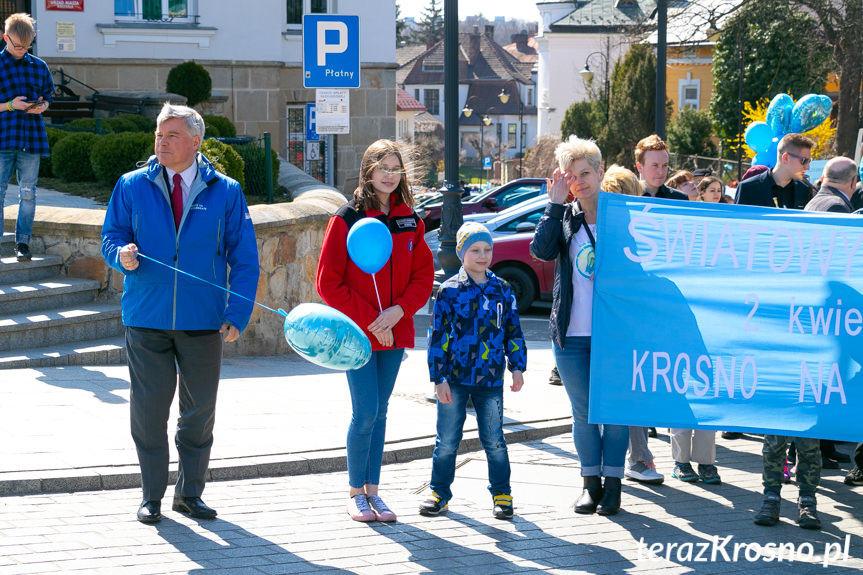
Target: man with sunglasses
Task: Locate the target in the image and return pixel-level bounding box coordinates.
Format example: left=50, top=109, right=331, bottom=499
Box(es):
left=735, top=133, right=814, bottom=209
left=0, top=13, right=52, bottom=262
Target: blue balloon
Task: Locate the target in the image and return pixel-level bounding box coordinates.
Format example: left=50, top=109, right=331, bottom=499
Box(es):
left=283, top=303, right=371, bottom=371
left=765, top=93, right=794, bottom=135
left=347, top=217, right=393, bottom=274
left=744, top=121, right=773, bottom=153
left=859, top=156, right=863, bottom=184
left=789, top=93, right=833, bottom=133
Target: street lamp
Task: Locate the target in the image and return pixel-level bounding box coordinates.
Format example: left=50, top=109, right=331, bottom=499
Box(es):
left=497, top=88, right=524, bottom=177
left=579, top=52, right=610, bottom=122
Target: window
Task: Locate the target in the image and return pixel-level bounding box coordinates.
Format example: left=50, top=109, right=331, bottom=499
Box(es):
left=287, top=0, right=327, bottom=25
left=678, top=78, right=700, bottom=110
left=423, top=89, right=440, bottom=115
left=507, top=123, right=517, bottom=148
left=115, top=0, right=195, bottom=22
left=527, top=88, right=534, bottom=106
left=414, top=88, right=420, bottom=100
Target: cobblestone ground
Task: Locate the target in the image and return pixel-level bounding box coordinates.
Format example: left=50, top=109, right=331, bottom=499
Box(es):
left=1, top=433, right=861, bottom=574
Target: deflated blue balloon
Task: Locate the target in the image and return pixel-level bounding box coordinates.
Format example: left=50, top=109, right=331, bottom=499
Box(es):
left=283, top=303, right=371, bottom=371
left=744, top=121, right=773, bottom=153
left=765, top=93, right=793, bottom=136
left=347, top=217, right=393, bottom=275
left=789, top=94, right=832, bottom=133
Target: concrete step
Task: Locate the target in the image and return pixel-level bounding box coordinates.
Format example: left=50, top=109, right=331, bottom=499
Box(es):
left=0, top=255, right=64, bottom=284
left=0, top=302, right=123, bottom=352
left=0, top=335, right=127, bottom=369
left=0, top=276, right=100, bottom=315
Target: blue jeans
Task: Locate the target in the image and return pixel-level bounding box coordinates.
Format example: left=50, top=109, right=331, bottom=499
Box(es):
left=344, top=348, right=403, bottom=488
left=553, top=336, right=629, bottom=478
left=0, top=151, right=40, bottom=245
left=430, top=383, right=510, bottom=502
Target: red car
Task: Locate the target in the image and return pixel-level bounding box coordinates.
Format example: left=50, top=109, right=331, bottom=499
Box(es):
left=490, top=232, right=555, bottom=312
left=416, top=178, right=547, bottom=231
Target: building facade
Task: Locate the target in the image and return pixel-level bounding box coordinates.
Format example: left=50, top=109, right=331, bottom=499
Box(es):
left=29, top=0, right=397, bottom=194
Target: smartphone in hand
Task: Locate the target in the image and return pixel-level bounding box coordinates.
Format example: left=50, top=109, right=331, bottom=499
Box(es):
left=24, top=101, right=42, bottom=111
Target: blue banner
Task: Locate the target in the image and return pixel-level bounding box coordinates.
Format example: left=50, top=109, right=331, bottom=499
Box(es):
left=590, top=193, right=863, bottom=442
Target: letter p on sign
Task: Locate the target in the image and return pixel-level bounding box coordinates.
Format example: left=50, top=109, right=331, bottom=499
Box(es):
left=317, top=21, right=348, bottom=65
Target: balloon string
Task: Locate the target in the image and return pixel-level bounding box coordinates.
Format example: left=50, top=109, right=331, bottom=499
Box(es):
left=135, top=252, right=288, bottom=318
left=371, top=273, right=383, bottom=312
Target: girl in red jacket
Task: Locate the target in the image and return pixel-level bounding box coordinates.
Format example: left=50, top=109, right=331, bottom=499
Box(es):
left=317, top=139, right=434, bottom=522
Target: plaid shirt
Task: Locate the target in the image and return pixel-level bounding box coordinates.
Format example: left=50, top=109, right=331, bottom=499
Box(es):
left=0, top=49, right=53, bottom=155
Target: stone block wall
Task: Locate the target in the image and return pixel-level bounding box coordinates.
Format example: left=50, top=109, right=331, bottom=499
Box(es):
left=4, top=189, right=347, bottom=357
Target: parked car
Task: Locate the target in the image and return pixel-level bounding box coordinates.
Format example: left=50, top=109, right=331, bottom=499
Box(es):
left=415, top=178, right=547, bottom=231
left=426, top=195, right=549, bottom=269
left=491, top=232, right=555, bottom=312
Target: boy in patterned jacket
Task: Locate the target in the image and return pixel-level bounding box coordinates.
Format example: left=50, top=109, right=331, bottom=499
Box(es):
left=420, top=222, right=527, bottom=520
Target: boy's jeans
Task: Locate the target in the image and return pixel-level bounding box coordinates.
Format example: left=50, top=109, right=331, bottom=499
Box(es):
left=430, top=382, right=510, bottom=502
left=0, top=151, right=40, bottom=245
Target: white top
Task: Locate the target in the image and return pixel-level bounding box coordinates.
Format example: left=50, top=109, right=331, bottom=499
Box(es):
left=166, top=162, right=198, bottom=204
left=566, top=223, right=596, bottom=337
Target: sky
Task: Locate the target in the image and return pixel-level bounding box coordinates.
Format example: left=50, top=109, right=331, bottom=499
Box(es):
left=397, top=0, right=541, bottom=22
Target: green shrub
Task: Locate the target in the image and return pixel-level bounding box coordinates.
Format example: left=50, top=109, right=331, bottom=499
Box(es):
left=111, top=113, right=155, bottom=132
left=235, top=143, right=280, bottom=196
left=103, top=116, right=141, bottom=133
left=52, top=132, right=100, bottom=182
left=200, top=139, right=245, bottom=188
left=166, top=61, right=212, bottom=107
left=40, top=127, right=72, bottom=178
left=204, top=123, right=220, bottom=138
left=64, top=117, right=109, bottom=132
left=203, top=115, right=236, bottom=138
left=91, top=132, right=154, bottom=187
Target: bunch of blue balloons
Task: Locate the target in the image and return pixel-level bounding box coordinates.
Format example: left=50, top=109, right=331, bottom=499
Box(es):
left=282, top=217, right=393, bottom=371
left=744, top=93, right=832, bottom=168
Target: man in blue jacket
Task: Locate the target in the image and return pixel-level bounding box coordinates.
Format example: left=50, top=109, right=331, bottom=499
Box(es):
left=101, top=104, right=259, bottom=524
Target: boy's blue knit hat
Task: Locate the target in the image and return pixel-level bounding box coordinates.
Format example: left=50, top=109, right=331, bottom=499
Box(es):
left=456, top=222, right=493, bottom=261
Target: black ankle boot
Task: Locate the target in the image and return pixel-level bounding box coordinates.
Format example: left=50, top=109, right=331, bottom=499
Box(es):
left=574, top=475, right=603, bottom=514
left=597, top=477, right=621, bottom=516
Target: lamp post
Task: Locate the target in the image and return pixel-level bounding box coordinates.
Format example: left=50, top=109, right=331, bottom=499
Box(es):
left=579, top=52, right=610, bottom=122
left=496, top=87, right=524, bottom=179
left=437, top=0, right=463, bottom=277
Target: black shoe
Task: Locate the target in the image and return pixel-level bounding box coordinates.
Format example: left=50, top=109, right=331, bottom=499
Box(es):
left=136, top=500, right=162, bottom=523
left=845, top=466, right=863, bottom=486
left=797, top=495, right=821, bottom=530
left=15, top=243, right=31, bottom=262
left=548, top=366, right=563, bottom=386
left=172, top=495, right=217, bottom=519
left=721, top=431, right=742, bottom=439
left=821, top=457, right=840, bottom=470
left=647, top=427, right=657, bottom=438
left=823, top=450, right=851, bottom=463
left=754, top=492, right=780, bottom=526
left=596, top=477, right=621, bottom=516
left=574, top=475, right=603, bottom=514
left=492, top=493, right=514, bottom=520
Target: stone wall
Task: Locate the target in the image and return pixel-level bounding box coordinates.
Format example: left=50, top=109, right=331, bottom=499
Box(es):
left=4, top=189, right=347, bottom=357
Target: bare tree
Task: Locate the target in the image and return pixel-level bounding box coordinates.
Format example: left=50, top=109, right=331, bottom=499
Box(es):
left=522, top=135, right=561, bottom=178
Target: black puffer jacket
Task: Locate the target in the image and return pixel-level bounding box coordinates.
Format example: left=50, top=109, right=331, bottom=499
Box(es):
left=529, top=201, right=586, bottom=349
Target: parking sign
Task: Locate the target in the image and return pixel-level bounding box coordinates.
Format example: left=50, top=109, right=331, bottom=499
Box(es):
left=303, top=15, right=360, bottom=88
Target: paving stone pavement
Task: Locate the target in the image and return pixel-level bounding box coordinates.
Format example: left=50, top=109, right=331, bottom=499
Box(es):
left=1, top=432, right=861, bottom=574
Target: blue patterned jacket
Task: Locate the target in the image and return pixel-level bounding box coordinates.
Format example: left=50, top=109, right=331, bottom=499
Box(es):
left=428, top=268, right=527, bottom=387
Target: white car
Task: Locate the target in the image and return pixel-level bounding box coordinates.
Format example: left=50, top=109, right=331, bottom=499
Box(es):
left=425, top=195, right=549, bottom=269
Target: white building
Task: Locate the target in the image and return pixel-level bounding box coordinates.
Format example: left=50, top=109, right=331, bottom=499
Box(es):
left=28, top=0, right=398, bottom=192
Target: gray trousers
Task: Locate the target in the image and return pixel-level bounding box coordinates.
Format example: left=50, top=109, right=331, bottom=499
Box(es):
left=628, top=426, right=654, bottom=465
left=126, top=327, right=223, bottom=501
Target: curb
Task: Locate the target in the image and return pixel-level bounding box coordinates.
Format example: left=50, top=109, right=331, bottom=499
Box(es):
left=0, top=418, right=571, bottom=497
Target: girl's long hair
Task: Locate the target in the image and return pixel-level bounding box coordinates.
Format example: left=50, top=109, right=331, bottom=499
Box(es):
left=354, top=139, right=415, bottom=212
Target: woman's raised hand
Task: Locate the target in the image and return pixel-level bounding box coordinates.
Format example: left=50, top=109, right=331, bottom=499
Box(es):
left=547, top=167, right=574, bottom=205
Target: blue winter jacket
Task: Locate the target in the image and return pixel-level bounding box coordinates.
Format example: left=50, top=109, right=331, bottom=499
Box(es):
left=101, top=154, right=259, bottom=331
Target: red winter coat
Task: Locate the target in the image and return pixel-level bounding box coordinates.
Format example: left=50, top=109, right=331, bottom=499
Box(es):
left=316, top=197, right=434, bottom=351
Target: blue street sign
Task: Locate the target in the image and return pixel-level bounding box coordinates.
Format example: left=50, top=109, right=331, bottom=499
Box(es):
left=306, top=103, right=320, bottom=141
left=483, top=156, right=492, bottom=170
left=303, top=15, right=360, bottom=88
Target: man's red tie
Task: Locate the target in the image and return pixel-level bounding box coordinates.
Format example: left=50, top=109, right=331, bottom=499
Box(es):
left=171, top=173, right=183, bottom=230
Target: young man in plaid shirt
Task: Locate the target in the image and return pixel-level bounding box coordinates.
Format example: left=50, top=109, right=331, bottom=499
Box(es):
left=0, top=13, right=53, bottom=262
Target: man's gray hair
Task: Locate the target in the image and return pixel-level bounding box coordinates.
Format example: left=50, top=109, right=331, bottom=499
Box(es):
left=156, top=103, right=205, bottom=150
left=823, top=156, right=858, bottom=184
